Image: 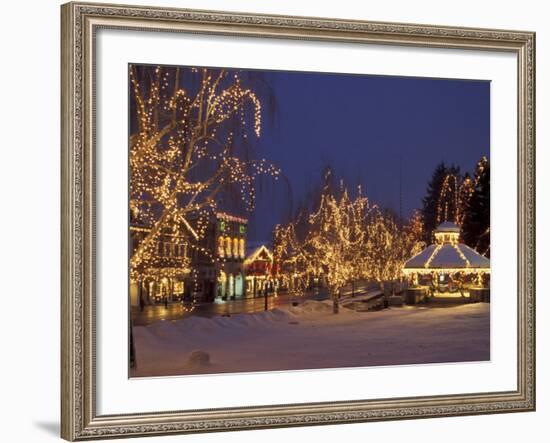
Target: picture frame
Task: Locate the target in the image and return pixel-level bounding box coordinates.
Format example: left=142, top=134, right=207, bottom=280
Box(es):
left=61, top=1, right=536, bottom=440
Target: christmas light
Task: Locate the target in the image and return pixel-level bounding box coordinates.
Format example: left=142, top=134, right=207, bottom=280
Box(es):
left=129, top=65, right=280, bottom=299
left=272, top=180, right=425, bottom=311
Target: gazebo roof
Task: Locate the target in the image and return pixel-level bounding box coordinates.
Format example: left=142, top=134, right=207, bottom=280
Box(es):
left=403, top=222, right=490, bottom=272
left=435, top=221, right=460, bottom=233
left=404, top=243, right=490, bottom=270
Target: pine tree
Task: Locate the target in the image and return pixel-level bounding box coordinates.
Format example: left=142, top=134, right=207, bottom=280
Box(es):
left=462, top=157, right=490, bottom=256
left=421, top=162, right=460, bottom=244
left=457, top=172, right=474, bottom=227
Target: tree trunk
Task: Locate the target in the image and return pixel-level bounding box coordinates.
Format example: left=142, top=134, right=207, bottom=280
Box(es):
left=332, top=290, right=339, bottom=314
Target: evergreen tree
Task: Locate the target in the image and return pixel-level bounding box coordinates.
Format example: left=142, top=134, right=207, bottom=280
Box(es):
left=457, top=172, right=474, bottom=227
left=462, top=157, right=490, bottom=256
left=421, top=162, right=460, bottom=243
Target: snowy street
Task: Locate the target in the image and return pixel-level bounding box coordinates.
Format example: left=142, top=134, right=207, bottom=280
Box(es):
left=131, top=291, right=327, bottom=326
left=131, top=283, right=381, bottom=326
left=131, top=300, right=490, bottom=377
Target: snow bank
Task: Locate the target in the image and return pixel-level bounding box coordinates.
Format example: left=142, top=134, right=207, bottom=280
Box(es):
left=290, top=299, right=336, bottom=314
left=186, top=350, right=211, bottom=368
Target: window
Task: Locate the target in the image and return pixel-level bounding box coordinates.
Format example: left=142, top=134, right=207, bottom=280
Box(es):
left=218, top=236, right=225, bottom=257
left=225, top=237, right=232, bottom=257
left=233, top=238, right=239, bottom=258
left=239, top=238, right=245, bottom=259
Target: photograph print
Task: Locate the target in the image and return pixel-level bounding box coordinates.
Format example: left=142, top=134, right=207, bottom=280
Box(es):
left=128, top=64, right=491, bottom=378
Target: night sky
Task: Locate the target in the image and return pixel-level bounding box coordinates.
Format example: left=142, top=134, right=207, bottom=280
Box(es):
left=132, top=64, right=490, bottom=244
left=243, top=69, right=490, bottom=243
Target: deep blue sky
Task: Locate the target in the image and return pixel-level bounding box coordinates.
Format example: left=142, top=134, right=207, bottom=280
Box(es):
left=243, top=69, right=490, bottom=243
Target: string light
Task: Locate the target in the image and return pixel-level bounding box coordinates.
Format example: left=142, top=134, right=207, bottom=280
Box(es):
left=403, top=222, right=490, bottom=293
left=435, top=158, right=487, bottom=229
left=272, top=181, right=425, bottom=305
left=129, top=65, right=280, bottom=298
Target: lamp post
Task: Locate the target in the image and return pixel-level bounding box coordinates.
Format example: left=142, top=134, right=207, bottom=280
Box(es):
left=264, top=281, right=269, bottom=311
left=289, top=272, right=298, bottom=310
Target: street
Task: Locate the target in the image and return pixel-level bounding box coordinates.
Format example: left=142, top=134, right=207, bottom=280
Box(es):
left=131, top=291, right=328, bottom=326
left=131, top=282, right=381, bottom=326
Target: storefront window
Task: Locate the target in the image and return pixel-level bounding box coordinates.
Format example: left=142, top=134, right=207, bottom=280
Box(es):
left=173, top=281, right=183, bottom=294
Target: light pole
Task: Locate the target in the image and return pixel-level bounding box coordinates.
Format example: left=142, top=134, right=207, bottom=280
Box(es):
left=289, top=272, right=298, bottom=309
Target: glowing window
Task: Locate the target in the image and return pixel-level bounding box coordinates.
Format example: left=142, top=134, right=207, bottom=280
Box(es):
left=225, top=237, right=232, bottom=257
left=233, top=238, right=239, bottom=258
left=218, top=236, right=225, bottom=257
left=239, top=238, right=245, bottom=258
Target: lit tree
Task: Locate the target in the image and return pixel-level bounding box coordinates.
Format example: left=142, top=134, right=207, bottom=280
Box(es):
left=421, top=162, right=458, bottom=243
left=129, top=65, right=280, bottom=282
left=406, top=210, right=425, bottom=245
left=366, top=209, right=425, bottom=291
left=304, top=183, right=370, bottom=313
left=421, top=156, right=489, bottom=257
left=437, top=173, right=460, bottom=225
left=457, top=172, right=474, bottom=227
left=461, top=156, right=490, bottom=256
left=272, top=221, right=309, bottom=296
left=347, top=185, right=372, bottom=290
left=437, top=171, right=476, bottom=228
left=399, top=210, right=426, bottom=276
left=365, top=210, right=399, bottom=287
left=273, top=174, right=425, bottom=311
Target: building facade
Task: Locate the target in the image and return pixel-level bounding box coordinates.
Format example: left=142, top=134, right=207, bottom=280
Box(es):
left=130, top=212, right=281, bottom=304
left=188, top=212, right=248, bottom=302
left=244, top=245, right=276, bottom=297
left=129, top=223, right=191, bottom=307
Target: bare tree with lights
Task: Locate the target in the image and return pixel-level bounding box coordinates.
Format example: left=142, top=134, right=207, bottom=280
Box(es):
left=272, top=221, right=308, bottom=297
left=302, top=182, right=370, bottom=313
left=273, top=171, right=425, bottom=312
left=129, top=65, right=280, bottom=283
left=366, top=209, right=425, bottom=293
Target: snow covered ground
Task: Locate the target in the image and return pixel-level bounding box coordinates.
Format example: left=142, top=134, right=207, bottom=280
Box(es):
left=131, top=300, right=490, bottom=377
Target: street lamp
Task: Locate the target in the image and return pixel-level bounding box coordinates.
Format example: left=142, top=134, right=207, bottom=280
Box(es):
left=264, top=280, right=269, bottom=311
left=288, top=272, right=298, bottom=309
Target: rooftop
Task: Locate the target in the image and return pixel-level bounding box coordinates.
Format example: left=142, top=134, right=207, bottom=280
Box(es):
left=435, top=221, right=460, bottom=233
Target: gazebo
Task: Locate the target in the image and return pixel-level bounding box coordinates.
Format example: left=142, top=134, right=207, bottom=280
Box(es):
left=402, top=222, right=490, bottom=301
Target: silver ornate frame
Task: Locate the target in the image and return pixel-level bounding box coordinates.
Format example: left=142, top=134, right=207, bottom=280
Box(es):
left=61, top=2, right=536, bottom=440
